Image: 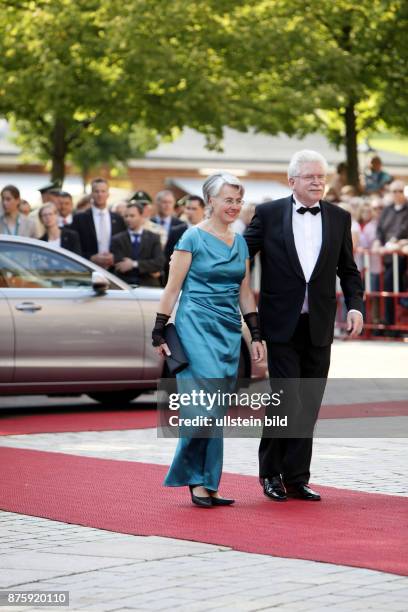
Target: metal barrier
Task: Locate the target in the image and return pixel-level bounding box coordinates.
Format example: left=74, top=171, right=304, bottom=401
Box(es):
left=336, top=248, right=408, bottom=339
left=251, top=251, right=408, bottom=340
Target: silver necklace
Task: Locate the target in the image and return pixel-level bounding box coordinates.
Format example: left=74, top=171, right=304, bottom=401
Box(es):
left=206, top=224, right=232, bottom=239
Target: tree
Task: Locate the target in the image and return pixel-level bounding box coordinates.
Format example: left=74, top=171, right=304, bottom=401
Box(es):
left=1, top=1, right=406, bottom=188
left=0, top=1, right=122, bottom=183
left=0, top=0, right=230, bottom=182
left=70, top=125, right=159, bottom=189
left=218, top=0, right=408, bottom=187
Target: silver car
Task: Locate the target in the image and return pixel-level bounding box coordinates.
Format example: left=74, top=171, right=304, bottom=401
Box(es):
left=0, top=236, right=265, bottom=404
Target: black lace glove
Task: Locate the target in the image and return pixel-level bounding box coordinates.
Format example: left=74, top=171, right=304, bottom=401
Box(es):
left=152, top=312, right=170, bottom=346
left=243, top=312, right=262, bottom=342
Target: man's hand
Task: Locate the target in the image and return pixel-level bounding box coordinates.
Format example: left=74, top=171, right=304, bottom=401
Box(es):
left=115, top=257, right=134, bottom=273
left=251, top=341, right=264, bottom=363
left=90, top=252, right=114, bottom=269
left=346, top=311, right=364, bottom=338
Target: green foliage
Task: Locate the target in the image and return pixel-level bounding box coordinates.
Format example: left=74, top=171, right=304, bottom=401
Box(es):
left=0, top=0, right=406, bottom=185
left=212, top=0, right=408, bottom=183
left=220, top=0, right=407, bottom=137
left=0, top=0, right=229, bottom=179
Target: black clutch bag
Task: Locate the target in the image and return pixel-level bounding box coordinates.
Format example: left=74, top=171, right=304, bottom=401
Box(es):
left=163, top=323, right=189, bottom=375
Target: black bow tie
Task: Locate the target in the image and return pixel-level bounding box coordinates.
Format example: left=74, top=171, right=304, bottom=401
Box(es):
left=297, top=206, right=321, bottom=215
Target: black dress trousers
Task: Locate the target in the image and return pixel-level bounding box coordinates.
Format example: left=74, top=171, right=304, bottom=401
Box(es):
left=259, top=313, right=331, bottom=485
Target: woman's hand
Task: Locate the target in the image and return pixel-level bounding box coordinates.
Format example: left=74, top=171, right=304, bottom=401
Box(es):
left=155, top=342, right=171, bottom=357
left=251, top=341, right=264, bottom=363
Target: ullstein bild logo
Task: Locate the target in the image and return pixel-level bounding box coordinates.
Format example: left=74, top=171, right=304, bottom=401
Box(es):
left=167, top=414, right=288, bottom=428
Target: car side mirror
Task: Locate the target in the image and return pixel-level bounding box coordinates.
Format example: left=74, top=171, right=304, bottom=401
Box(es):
left=92, top=271, right=109, bottom=295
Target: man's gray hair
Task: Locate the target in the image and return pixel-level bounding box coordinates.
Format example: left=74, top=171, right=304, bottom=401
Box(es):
left=202, top=172, right=244, bottom=205
left=288, top=150, right=328, bottom=179
left=155, top=189, right=175, bottom=203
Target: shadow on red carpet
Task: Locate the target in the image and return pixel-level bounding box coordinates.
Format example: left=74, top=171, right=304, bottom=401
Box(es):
left=1, top=400, right=407, bottom=435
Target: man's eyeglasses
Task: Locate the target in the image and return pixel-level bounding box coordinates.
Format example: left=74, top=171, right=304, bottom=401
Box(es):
left=293, top=175, right=326, bottom=183
left=391, top=189, right=404, bottom=193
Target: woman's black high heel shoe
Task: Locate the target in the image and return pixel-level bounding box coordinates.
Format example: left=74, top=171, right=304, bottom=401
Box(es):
left=189, top=485, right=212, bottom=508
left=210, top=495, right=235, bottom=506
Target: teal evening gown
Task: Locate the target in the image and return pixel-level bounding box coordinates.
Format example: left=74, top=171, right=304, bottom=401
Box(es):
left=164, top=226, right=249, bottom=491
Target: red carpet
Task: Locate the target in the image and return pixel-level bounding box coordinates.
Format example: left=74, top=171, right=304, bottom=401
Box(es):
left=319, top=400, right=408, bottom=419
left=0, top=447, right=406, bottom=576
left=1, top=400, right=406, bottom=435
left=0, top=408, right=157, bottom=435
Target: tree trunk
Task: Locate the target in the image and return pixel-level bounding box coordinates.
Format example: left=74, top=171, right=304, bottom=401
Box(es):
left=51, top=118, right=67, bottom=185
left=81, top=166, right=90, bottom=193
left=344, top=102, right=360, bottom=190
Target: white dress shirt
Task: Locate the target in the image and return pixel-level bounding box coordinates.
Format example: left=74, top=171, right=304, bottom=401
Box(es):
left=154, top=215, right=172, bottom=237
left=292, top=197, right=322, bottom=313
left=91, top=205, right=111, bottom=253
left=58, top=213, right=73, bottom=227
left=47, top=237, right=61, bottom=248
left=292, top=196, right=362, bottom=318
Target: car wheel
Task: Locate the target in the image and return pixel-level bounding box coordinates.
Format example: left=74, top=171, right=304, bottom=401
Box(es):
left=88, top=391, right=142, bottom=405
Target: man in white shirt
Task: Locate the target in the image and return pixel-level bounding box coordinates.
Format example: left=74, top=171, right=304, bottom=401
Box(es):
left=245, top=150, right=364, bottom=502
left=71, top=178, right=125, bottom=267
left=111, top=201, right=164, bottom=286
left=57, top=191, right=74, bottom=227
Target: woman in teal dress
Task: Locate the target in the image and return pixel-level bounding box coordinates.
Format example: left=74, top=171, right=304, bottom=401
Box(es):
left=152, top=173, right=264, bottom=507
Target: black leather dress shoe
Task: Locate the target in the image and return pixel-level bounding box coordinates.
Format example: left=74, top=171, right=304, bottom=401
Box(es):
left=189, top=486, right=212, bottom=508
left=286, top=483, right=321, bottom=501
left=263, top=476, right=287, bottom=501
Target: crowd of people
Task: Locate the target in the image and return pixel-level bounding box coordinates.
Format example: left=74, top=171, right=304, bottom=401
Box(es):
left=323, top=156, right=408, bottom=335
left=0, top=152, right=407, bottom=335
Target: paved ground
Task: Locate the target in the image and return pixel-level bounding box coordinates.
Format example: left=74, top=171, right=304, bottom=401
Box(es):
left=1, top=511, right=407, bottom=612
left=1, top=340, right=407, bottom=611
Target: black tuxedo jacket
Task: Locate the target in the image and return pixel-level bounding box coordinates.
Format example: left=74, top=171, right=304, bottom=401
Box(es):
left=71, top=208, right=126, bottom=260
left=153, top=218, right=187, bottom=283
left=40, top=228, right=82, bottom=256
left=244, top=196, right=364, bottom=346
left=165, top=223, right=188, bottom=261
left=111, top=229, right=165, bottom=287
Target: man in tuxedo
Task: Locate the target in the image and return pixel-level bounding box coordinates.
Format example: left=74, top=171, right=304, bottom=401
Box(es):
left=244, top=150, right=364, bottom=502
left=111, top=201, right=164, bottom=287
left=71, top=178, right=125, bottom=268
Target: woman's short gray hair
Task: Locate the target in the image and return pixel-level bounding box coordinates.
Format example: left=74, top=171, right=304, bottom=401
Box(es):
left=202, top=172, right=244, bottom=205
left=288, top=150, right=328, bottom=179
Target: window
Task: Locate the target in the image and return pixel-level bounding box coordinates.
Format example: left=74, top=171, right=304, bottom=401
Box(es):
left=0, top=242, right=121, bottom=290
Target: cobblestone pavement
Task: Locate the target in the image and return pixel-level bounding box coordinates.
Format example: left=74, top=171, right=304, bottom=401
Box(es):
left=0, top=511, right=407, bottom=612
